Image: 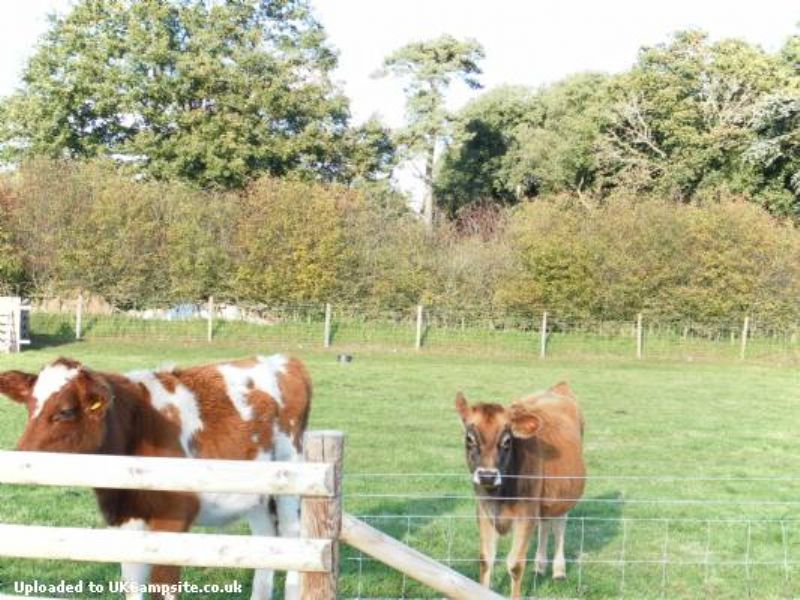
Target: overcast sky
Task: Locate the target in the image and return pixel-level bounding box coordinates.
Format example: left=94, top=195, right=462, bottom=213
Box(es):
left=1, top=1, right=798, bottom=198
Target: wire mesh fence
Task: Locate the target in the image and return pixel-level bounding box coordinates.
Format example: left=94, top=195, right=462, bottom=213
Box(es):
left=339, top=473, right=800, bottom=599
left=18, top=295, right=800, bottom=364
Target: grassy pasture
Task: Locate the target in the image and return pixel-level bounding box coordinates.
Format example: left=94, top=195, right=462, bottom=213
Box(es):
left=0, top=339, right=798, bottom=598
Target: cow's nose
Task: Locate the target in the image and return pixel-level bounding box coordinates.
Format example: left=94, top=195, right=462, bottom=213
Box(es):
left=474, top=468, right=501, bottom=487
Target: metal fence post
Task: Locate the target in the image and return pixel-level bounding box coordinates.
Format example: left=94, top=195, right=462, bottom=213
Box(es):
left=207, top=296, right=214, bottom=342
left=636, top=313, right=643, bottom=360
left=415, top=305, right=424, bottom=350
left=539, top=311, right=548, bottom=359
left=300, top=431, right=344, bottom=600
left=75, top=292, right=83, bottom=341
left=323, top=303, right=332, bottom=348
left=740, top=315, right=750, bottom=360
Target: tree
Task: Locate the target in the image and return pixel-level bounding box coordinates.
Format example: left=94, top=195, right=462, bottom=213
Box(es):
left=336, top=118, right=396, bottom=185
left=435, top=74, right=612, bottom=214
left=744, top=94, right=800, bottom=216
left=0, top=184, right=25, bottom=292
left=434, top=86, right=540, bottom=215
left=781, top=24, right=800, bottom=75
left=0, top=0, right=355, bottom=188
left=597, top=30, right=793, bottom=202
left=232, top=177, right=356, bottom=303
left=505, top=73, right=611, bottom=203
left=375, top=35, right=484, bottom=226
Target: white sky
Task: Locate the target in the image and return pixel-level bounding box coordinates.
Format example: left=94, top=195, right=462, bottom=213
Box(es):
left=1, top=1, right=798, bottom=200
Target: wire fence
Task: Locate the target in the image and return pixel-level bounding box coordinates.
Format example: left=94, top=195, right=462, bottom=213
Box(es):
left=338, top=473, right=800, bottom=599
left=14, top=295, right=800, bottom=364
left=0, top=470, right=796, bottom=598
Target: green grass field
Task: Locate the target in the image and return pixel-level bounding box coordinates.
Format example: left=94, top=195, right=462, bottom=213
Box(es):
left=1, top=339, right=799, bottom=598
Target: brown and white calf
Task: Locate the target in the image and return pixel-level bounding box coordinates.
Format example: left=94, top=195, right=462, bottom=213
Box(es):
left=455, top=382, right=585, bottom=599
left=0, top=354, right=312, bottom=600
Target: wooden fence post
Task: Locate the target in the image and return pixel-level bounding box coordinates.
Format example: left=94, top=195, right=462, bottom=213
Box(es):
left=740, top=315, right=750, bottom=360
left=207, top=296, right=214, bottom=342
left=323, top=303, right=332, bottom=348
left=636, top=312, right=643, bottom=360
left=75, top=292, right=83, bottom=341
left=539, top=311, right=548, bottom=359
left=415, top=304, right=424, bottom=350
left=300, top=431, right=344, bottom=600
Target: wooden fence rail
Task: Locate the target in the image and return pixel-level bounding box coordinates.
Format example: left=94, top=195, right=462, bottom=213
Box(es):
left=0, top=524, right=330, bottom=572
left=0, top=450, right=333, bottom=496
left=341, top=514, right=504, bottom=600
left=0, top=431, right=500, bottom=599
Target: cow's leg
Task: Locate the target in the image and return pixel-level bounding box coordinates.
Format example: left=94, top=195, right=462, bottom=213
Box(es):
left=276, top=494, right=301, bottom=600
left=117, top=519, right=151, bottom=600
left=477, top=510, right=499, bottom=588
left=272, top=431, right=302, bottom=599
left=147, top=517, right=190, bottom=600
left=551, top=515, right=568, bottom=579
left=148, top=565, right=181, bottom=600
left=248, top=502, right=277, bottom=600
left=534, top=518, right=551, bottom=576
left=507, top=517, right=535, bottom=600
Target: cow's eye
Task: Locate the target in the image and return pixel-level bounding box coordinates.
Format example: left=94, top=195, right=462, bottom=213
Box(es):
left=466, top=433, right=477, bottom=447
left=500, top=435, right=512, bottom=450
left=52, top=407, right=78, bottom=422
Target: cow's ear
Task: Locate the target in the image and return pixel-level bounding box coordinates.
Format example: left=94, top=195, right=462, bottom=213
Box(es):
left=76, top=371, right=111, bottom=420
left=509, top=404, right=542, bottom=439
left=0, top=371, right=37, bottom=405
left=82, top=392, right=110, bottom=420
left=455, top=392, right=470, bottom=424
left=550, top=381, right=573, bottom=397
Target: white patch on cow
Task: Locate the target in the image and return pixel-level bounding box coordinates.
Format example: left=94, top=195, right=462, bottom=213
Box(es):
left=32, top=363, right=79, bottom=418
left=126, top=370, right=202, bottom=456
left=257, top=354, right=289, bottom=407
left=115, top=519, right=151, bottom=600
left=217, top=365, right=255, bottom=421
left=195, top=450, right=273, bottom=527
left=272, top=428, right=300, bottom=530
left=217, top=354, right=288, bottom=423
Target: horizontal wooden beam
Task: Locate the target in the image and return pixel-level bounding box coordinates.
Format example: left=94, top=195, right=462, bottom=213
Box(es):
left=340, top=514, right=503, bottom=600
left=0, top=451, right=334, bottom=496
left=0, top=524, right=331, bottom=572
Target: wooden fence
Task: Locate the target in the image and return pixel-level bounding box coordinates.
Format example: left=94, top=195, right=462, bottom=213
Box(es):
left=0, top=431, right=501, bottom=600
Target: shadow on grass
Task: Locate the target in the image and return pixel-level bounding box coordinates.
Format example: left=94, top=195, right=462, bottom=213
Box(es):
left=569, top=490, right=624, bottom=555
left=521, top=491, right=625, bottom=598
left=341, top=491, right=624, bottom=597
left=29, top=323, right=78, bottom=349
left=419, top=323, right=430, bottom=348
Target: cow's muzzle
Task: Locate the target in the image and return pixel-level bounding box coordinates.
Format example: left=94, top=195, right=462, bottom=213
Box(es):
left=473, top=468, right=502, bottom=490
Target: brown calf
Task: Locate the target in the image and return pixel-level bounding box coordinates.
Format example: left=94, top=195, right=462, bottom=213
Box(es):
left=455, top=382, right=585, bottom=599
left=0, top=354, right=311, bottom=600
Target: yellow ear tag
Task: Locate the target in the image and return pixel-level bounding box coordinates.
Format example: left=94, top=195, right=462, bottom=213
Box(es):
left=89, top=400, right=103, bottom=411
